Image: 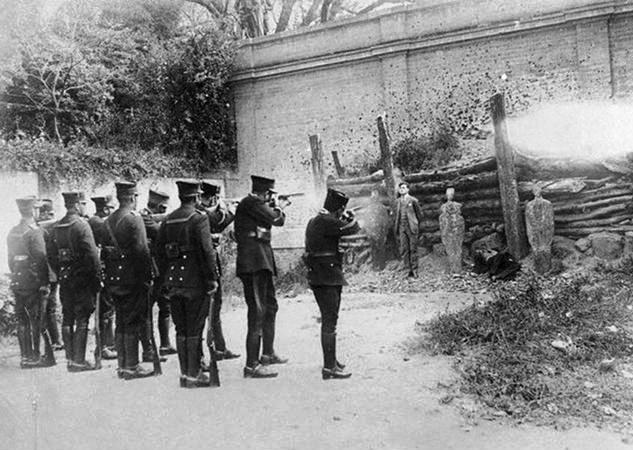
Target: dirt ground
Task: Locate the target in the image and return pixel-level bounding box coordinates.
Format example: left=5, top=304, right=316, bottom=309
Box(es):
left=1, top=290, right=631, bottom=450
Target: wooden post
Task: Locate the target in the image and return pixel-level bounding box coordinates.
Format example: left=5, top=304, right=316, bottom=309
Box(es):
left=377, top=116, right=396, bottom=201
left=309, top=134, right=325, bottom=192
left=331, top=151, right=345, bottom=177
left=490, top=93, right=528, bottom=259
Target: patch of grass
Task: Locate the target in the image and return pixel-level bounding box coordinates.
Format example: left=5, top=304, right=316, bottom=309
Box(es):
left=423, top=258, right=633, bottom=428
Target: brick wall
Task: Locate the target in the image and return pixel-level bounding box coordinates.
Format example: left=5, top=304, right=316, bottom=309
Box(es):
left=231, top=0, right=633, bottom=258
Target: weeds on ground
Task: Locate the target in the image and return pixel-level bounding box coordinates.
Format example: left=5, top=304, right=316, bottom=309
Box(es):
left=424, top=257, right=633, bottom=428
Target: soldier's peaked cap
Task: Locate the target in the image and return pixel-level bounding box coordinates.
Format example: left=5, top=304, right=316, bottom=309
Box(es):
left=91, top=195, right=116, bottom=208
left=115, top=181, right=137, bottom=196
left=62, top=191, right=86, bottom=205
left=15, top=196, right=40, bottom=210
left=323, top=188, right=349, bottom=212
left=251, top=175, right=275, bottom=193
left=176, top=180, right=202, bottom=197
left=148, top=189, right=170, bottom=205
left=201, top=182, right=220, bottom=196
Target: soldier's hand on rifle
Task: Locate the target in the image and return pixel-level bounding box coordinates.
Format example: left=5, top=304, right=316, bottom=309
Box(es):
left=342, top=209, right=355, bottom=222
left=206, top=281, right=219, bottom=297
left=38, top=285, right=50, bottom=298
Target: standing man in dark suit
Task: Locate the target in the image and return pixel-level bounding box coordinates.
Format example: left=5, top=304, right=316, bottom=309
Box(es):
left=155, top=180, right=219, bottom=388
left=304, top=189, right=359, bottom=380
left=140, top=189, right=174, bottom=359
left=101, top=182, right=154, bottom=380
left=199, top=182, right=240, bottom=361
left=8, top=196, right=55, bottom=368
left=234, top=175, right=289, bottom=379
left=47, top=192, right=101, bottom=372
left=394, top=181, right=423, bottom=278
left=88, top=195, right=118, bottom=360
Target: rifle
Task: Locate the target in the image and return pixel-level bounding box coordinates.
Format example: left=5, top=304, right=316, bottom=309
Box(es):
left=93, top=290, right=102, bottom=370
left=277, top=192, right=305, bottom=201
left=206, top=289, right=220, bottom=387
left=147, top=284, right=162, bottom=375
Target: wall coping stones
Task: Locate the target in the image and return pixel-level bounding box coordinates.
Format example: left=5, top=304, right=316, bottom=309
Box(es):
left=233, top=0, right=633, bottom=82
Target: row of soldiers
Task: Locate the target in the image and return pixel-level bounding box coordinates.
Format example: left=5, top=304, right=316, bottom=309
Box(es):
left=8, top=175, right=359, bottom=387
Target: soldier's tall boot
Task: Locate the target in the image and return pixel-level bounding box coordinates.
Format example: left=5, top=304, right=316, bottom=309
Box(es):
left=30, top=311, right=42, bottom=363
left=158, top=314, right=176, bottom=355
left=68, top=324, right=95, bottom=372
left=176, top=336, right=187, bottom=387
left=321, top=332, right=351, bottom=380
left=62, top=326, right=74, bottom=370
left=17, top=324, right=36, bottom=368
left=115, top=332, right=125, bottom=379
left=120, top=330, right=153, bottom=380
left=37, top=329, right=56, bottom=367
left=184, top=337, right=210, bottom=388
left=261, top=315, right=287, bottom=365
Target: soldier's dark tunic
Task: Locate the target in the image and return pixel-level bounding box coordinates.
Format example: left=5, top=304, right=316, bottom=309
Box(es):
left=47, top=211, right=100, bottom=367
left=101, top=207, right=152, bottom=371
left=234, top=194, right=285, bottom=367
left=7, top=219, right=49, bottom=363
left=155, top=204, right=218, bottom=377
left=305, top=210, right=359, bottom=369
left=201, top=203, right=234, bottom=353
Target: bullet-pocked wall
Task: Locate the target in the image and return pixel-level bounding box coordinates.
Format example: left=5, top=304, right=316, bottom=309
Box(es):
left=232, top=0, right=633, bottom=202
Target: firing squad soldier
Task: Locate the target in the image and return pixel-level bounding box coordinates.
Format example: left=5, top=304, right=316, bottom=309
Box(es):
left=88, top=195, right=118, bottom=360
left=36, top=198, right=63, bottom=351
left=234, top=175, right=289, bottom=379
left=47, top=192, right=101, bottom=372
left=199, top=181, right=239, bottom=361
left=155, top=180, right=219, bottom=388
left=140, top=189, right=174, bottom=358
left=8, top=196, right=55, bottom=368
left=101, top=181, right=154, bottom=380
left=304, top=189, right=359, bottom=380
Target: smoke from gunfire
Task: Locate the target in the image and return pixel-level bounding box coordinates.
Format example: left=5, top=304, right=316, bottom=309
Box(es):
left=507, top=102, right=633, bottom=160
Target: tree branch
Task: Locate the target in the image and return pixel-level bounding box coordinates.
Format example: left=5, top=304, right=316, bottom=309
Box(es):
left=275, top=0, right=297, bottom=32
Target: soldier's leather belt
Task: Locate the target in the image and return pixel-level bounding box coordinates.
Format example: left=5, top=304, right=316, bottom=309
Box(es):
left=307, top=251, right=337, bottom=258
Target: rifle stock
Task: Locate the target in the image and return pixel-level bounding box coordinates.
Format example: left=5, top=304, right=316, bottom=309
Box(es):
left=206, top=290, right=220, bottom=387
left=147, top=286, right=162, bottom=375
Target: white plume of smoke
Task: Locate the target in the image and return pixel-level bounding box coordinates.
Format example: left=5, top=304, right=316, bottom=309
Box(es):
left=507, top=101, right=633, bottom=161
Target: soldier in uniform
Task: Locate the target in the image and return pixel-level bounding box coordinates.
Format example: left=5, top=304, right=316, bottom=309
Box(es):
left=88, top=195, right=118, bottom=360
left=304, top=189, right=359, bottom=380
left=8, top=196, right=55, bottom=368
left=47, top=192, right=101, bottom=372
left=155, top=180, right=219, bottom=388
left=101, top=182, right=154, bottom=380
left=234, top=175, right=289, bottom=379
left=36, top=199, right=63, bottom=351
left=140, top=189, right=174, bottom=359
left=199, top=182, right=239, bottom=361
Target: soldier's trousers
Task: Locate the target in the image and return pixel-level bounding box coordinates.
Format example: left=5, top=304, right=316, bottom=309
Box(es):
left=110, top=285, right=148, bottom=370
left=99, top=288, right=115, bottom=349
left=311, top=285, right=343, bottom=369
left=239, top=270, right=279, bottom=367
left=13, top=290, right=41, bottom=360
left=59, top=284, right=95, bottom=328
left=59, top=283, right=95, bottom=365
left=399, top=228, right=419, bottom=274
left=45, top=282, right=61, bottom=345
left=207, top=279, right=227, bottom=352
left=140, top=290, right=171, bottom=354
